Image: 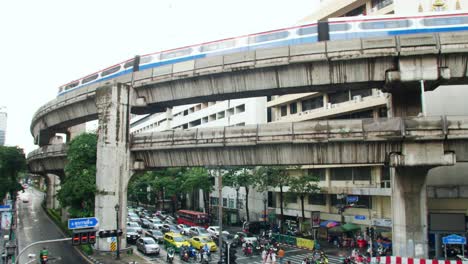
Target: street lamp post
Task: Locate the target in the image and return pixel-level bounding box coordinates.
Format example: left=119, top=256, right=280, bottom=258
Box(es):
left=115, top=204, right=120, bottom=260
left=263, top=192, right=268, bottom=227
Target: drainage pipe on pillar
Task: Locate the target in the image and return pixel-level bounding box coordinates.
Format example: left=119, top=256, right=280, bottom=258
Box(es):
left=420, top=80, right=426, bottom=116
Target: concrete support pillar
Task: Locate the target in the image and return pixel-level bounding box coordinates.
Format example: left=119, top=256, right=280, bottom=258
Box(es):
left=323, top=93, right=329, bottom=109
left=391, top=167, right=429, bottom=258
left=94, top=82, right=132, bottom=251
left=45, top=174, right=61, bottom=210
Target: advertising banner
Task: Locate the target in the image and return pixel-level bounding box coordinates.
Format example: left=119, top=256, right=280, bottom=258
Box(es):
left=296, top=237, right=315, bottom=250
left=1, top=212, right=12, bottom=230
left=311, top=211, right=320, bottom=228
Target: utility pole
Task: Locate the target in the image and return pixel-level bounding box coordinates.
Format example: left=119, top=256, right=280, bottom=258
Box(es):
left=218, top=170, right=224, bottom=264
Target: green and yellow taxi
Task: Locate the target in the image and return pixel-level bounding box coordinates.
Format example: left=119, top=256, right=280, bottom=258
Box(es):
left=163, top=232, right=190, bottom=252
left=189, top=236, right=218, bottom=252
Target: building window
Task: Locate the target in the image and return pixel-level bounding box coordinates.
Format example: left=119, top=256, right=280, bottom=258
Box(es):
left=229, top=198, right=235, bottom=209
left=223, top=198, right=227, bottom=207
left=235, top=104, right=245, bottom=113
left=307, top=168, right=326, bottom=181
left=290, top=103, right=297, bottom=114
left=371, top=0, right=393, bottom=10
left=211, top=197, right=219, bottom=206
left=331, top=194, right=371, bottom=209
left=281, top=105, right=288, bottom=116
left=285, top=193, right=297, bottom=204
left=302, top=97, right=323, bottom=111
left=308, top=194, right=326, bottom=205
left=351, top=88, right=372, bottom=98
left=329, top=91, right=350, bottom=104
left=331, top=167, right=371, bottom=182
left=267, top=192, right=276, bottom=207
left=238, top=199, right=244, bottom=209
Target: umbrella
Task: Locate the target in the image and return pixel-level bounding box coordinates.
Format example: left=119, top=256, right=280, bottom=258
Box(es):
left=341, top=223, right=361, bottom=232
left=320, top=220, right=339, bottom=228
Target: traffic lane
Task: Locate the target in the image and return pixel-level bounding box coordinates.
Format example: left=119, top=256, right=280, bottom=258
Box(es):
left=16, top=188, right=84, bottom=264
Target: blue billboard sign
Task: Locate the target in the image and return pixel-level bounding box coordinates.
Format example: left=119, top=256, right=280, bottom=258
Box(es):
left=346, top=196, right=359, bottom=203
left=442, top=234, right=466, bottom=245
left=68, top=217, right=99, bottom=230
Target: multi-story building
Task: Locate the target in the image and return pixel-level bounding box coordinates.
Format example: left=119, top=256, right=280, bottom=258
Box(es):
left=130, top=97, right=268, bottom=224
left=266, top=0, right=468, bottom=251
left=0, top=107, right=7, bottom=146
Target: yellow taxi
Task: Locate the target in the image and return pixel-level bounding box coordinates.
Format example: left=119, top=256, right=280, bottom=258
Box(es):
left=163, top=232, right=190, bottom=252
left=189, top=236, right=218, bottom=252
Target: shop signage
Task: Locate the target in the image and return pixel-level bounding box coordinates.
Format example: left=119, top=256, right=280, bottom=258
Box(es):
left=311, top=211, right=320, bottom=228
left=372, top=218, right=392, bottom=227
left=442, top=234, right=466, bottom=245
left=354, top=215, right=366, bottom=220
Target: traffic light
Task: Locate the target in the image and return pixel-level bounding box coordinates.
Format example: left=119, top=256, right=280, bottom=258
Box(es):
left=229, top=247, right=237, bottom=263
left=369, top=227, right=375, bottom=239
left=98, top=229, right=123, bottom=238
left=72, top=233, right=80, bottom=246
left=89, top=231, right=96, bottom=244
left=80, top=232, right=89, bottom=244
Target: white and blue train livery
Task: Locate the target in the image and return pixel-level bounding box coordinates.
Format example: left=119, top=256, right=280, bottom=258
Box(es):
left=57, top=11, right=468, bottom=97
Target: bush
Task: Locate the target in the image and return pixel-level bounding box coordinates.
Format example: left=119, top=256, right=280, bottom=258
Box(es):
left=80, top=244, right=93, bottom=255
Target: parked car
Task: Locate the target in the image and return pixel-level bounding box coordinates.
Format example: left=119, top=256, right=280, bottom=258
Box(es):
left=128, top=215, right=142, bottom=224
left=189, top=226, right=210, bottom=237
left=189, top=236, right=218, bottom=251
left=145, top=229, right=164, bottom=244
left=141, top=218, right=151, bottom=228
left=136, top=237, right=160, bottom=255
left=177, top=224, right=190, bottom=230
left=149, top=218, right=164, bottom=230
left=163, top=232, right=190, bottom=252
left=127, top=222, right=143, bottom=234
left=207, top=226, right=230, bottom=237
left=126, top=227, right=141, bottom=244
left=162, top=224, right=179, bottom=233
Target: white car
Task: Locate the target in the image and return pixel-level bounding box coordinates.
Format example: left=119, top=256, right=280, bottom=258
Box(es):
left=207, top=226, right=230, bottom=237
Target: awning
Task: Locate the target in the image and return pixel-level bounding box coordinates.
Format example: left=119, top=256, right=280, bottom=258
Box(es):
left=341, top=223, right=361, bottom=232
left=320, top=220, right=340, bottom=228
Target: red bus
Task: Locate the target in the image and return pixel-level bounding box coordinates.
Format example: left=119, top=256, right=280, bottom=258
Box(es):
left=176, top=210, right=210, bottom=228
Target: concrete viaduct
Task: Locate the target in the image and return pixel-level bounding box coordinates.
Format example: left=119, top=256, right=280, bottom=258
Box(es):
left=28, top=31, right=468, bottom=258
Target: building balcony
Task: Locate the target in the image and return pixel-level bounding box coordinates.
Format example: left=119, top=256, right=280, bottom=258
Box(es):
left=274, top=92, right=388, bottom=123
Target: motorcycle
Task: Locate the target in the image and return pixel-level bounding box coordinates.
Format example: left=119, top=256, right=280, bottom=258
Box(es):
left=40, top=255, right=48, bottom=264
left=200, top=251, right=210, bottom=264
left=242, top=244, right=253, bottom=256
left=180, top=248, right=190, bottom=262
left=166, top=248, right=175, bottom=263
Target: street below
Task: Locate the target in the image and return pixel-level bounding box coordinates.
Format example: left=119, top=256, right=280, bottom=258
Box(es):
left=16, top=187, right=84, bottom=264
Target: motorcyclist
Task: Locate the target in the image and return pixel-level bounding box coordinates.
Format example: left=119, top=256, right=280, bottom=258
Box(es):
left=39, top=247, right=49, bottom=264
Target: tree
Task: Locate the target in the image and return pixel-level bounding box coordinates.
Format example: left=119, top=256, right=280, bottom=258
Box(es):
left=57, top=133, right=97, bottom=217
left=288, top=171, right=321, bottom=230
left=181, top=167, right=214, bottom=214
left=223, top=167, right=255, bottom=222
left=254, top=166, right=291, bottom=233
left=0, top=146, right=26, bottom=200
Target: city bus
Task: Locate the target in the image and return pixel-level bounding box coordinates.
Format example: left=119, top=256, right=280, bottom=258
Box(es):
left=176, top=210, right=210, bottom=228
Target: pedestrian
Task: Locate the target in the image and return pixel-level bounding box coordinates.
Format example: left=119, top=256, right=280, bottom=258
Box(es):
left=277, top=247, right=285, bottom=264
left=286, top=261, right=291, bottom=264
left=262, top=249, right=268, bottom=264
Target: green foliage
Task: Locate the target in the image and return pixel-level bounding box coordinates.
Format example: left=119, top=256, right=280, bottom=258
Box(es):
left=289, top=172, right=321, bottom=220
left=181, top=167, right=213, bottom=194
left=288, top=173, right=321, bottom=198
left=223, top=167, right=255, bottom=221
left=253, top=166, right=290, bottom=191
left=0, top=146, right=26, bottom=199
left=57, top=133, right=97, bottom=218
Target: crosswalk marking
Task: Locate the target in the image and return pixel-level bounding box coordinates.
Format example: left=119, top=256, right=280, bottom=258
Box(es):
left=231, top=253, right=343, bottom=264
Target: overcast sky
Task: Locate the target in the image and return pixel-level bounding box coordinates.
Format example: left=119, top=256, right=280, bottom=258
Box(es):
left=0, top=0, right=319, bottom=153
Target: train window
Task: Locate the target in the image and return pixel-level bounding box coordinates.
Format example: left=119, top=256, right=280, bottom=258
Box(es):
left=101, top=65, right=121, bottom=77
left=161, top=48, right=193, bottom=60
left=81, top=74, right=99, bottom=84
left=422, top=16, right=468, bottom=27
left=297, top=26, right=318, bottom=35
left=65, top=81, right=79, bottom=90
left=139, top=56, right=152, bottom=65
left=200, top=39, right=236, bottom=52
left=249, top=31, right=289, bottom=44
left=360, top=19, right=411, bottom=30
left=329, top=23, right=351, bottom=32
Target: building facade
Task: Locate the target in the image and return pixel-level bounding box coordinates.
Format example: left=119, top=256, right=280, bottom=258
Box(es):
left=130, top=97, right=268, bottom=224
left=266, top=0, right=468, bottom=253
left=0, top=107, right=7, bottom=146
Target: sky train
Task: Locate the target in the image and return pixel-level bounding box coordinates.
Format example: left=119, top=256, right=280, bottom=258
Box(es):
left=57, top=11, right=468, bottom=96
